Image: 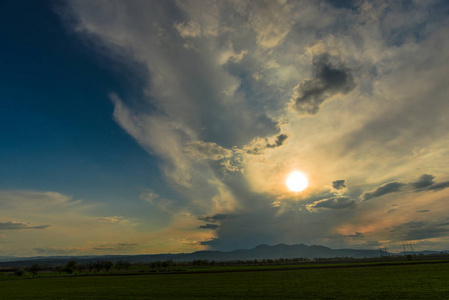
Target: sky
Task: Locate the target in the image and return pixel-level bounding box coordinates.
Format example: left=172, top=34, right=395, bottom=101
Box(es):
left=1, top=0, right=449, bottom=257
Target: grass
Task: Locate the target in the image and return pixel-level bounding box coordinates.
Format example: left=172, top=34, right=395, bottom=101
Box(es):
left=1, top=262, right=449, bottom=299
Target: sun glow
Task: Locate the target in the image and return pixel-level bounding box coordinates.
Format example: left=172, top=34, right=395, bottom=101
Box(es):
left=286, top=171, right=309, bottom=192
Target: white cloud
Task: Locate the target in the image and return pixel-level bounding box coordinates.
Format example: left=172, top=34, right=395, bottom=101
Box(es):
left=97, top=216, right=130, bottom=224
left=175, top=21, right=201, bottom=38
left=184, top=140, right=233, bottom=161
left=63, top=0, right=449, bottom=252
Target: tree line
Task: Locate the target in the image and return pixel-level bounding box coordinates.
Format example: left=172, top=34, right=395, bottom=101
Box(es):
left=15, top=254, right=413, bottom=278
left=12, top=260, right=131, bottom=278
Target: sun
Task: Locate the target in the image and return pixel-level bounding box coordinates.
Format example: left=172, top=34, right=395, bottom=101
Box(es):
left=286, top=171, right=309, bottom=192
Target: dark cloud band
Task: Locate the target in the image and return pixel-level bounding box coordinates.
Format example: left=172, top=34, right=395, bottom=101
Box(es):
left=0, top=222, right=50, bottom=230
left=292, top=53, right=356, bottom=115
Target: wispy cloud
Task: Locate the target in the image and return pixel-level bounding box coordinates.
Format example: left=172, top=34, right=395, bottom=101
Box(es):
left=0, top=222, right=50, bottom=230
left=97, top=216, right=130, bottom=224
left=361, top=174, right=449, bottom=201
left=307, top=197, right=357, bottom=211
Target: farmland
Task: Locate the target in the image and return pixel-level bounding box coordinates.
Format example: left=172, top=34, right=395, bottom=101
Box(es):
left=1, top=261, right=449, bottom=299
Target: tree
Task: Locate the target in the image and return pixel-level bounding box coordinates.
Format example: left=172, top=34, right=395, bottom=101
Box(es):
left=14, top=268, right=26, bottom=278
left=115, top=260, right=123, bottom=271
left=29, top=263, right=41, bottom=277
left=94, top=261, right=103, bottom=273
left=161, top=261, right=169, bottom=270
left=87, top=262, right=95, bottom=273
left=123, top=261, right=131, bottom=271
left=116, top=260, right=131, bottom=271
left=64, top=260, right=78, bottom=275
left=149, top=262, right=157, bottom=270
left=103, top=261, right=113, bottom=272
left=78, top=263, right=87, bottom=275
left=53, top=265, right=64, bottom=276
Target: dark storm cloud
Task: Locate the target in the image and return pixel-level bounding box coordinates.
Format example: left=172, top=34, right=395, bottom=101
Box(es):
left=200, top=239, right=217, bottom=246
left=309, top=196, right=357, bottom=210
left=266, top=134, right=288, bottom=148
left=0, top=222, right=50, bottom=230
left=361, top=182, right=406, bottom=201
left=360, top=174, right=449, bottom=201
left=390, top=219, right=449, bottom=241
left=198, top=214, right=235, bottom=223
left=292, top=54, right=356, bottom=115
left=427, top=181, right=449, bottom=191
left=332, top=180, right=346, bottom=190
left=409, top=174, right=435, bottom=190
left=408, top=174, right=449, bottom=192
left=199, top=223, right=219, bottom=230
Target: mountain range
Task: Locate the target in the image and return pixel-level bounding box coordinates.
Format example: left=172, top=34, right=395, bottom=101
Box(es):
left=1, top=243, right=447, bottom=267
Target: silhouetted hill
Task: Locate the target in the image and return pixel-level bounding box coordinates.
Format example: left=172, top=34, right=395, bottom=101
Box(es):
left=1, top=244, right=447, bottom=267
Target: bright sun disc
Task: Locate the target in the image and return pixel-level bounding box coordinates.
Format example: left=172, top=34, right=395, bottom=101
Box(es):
left=286, top=171, right=308, bottom=192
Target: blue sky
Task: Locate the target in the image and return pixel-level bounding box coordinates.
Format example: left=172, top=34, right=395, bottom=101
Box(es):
left=1, top=0, right=449, bottom=257
left=1, top=1, right=169, bottom=213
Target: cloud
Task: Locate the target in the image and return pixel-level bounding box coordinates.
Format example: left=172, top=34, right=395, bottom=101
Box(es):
left=332, top=180, right=346, bottom=190
left=198, top=214, right=235, bottom=223
left=407, top=174, right=449, bottom=192
left=409, top=174, right=435, bottom=190
left=175, top=21, right=201, bottom=38
left=97, top=216, right=130, bottom=224
left=0, top=189, right=150, bottom=256
left=198, top=213, right=236, bottom=230
left=200, top=238, right=217, bottom=246
left=386, top=205, right=398, bottom=214
left=199, top=223, right=219, bottom=230
left=390, top=219, right=449, bottom=241
left=416, top=210, right=430, bottom=213
left=266, top=134, right=288, bottom=148
left=32, top=247, right=79, bottom=255
left=291, top=53, right=356, bottom=115
left=0, top=222, right=50, bottom=230
left=328, top=232, right=365, bottom=241
left=342, top=232, right=365, bottom=240
left=0, top=190, right=82, bottom=210
left=361, top=182, right=406, bottom=201
left=361, top=175, right=449, bottom=202
left=32, top=243, right=140, bottom=255
left=307, top=196, right=357, bottom=210
left=184, top=141, right=233, bottom=161
left=244, top=134, right=288, bottom=155
left=245, top=0, right=293, bottom=48
left=62, top=0, right=449, bottom=253
left=427, top=181, right=449, bottom=192
left=93, top=243, right=139, bottom=252
left=140, top=190, right=176, bottom=213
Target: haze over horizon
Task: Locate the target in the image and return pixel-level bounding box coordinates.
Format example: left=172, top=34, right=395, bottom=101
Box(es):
left=1, top=0, right=449, bottom=257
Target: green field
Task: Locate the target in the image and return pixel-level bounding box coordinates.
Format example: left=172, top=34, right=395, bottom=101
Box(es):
left=1, top=262, right=449, bottom=299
